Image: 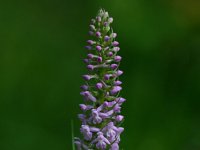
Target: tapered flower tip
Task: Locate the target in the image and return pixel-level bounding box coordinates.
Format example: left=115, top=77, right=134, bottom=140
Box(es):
left=116, top=115, right=124, bottom=122
left=114, top=56, right=122, bottom=62
left=110, top=86, right=122, bottom=95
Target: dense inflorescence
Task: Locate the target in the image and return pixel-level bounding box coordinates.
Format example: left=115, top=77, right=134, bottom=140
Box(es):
left=74, top=9, right=126, bottom=150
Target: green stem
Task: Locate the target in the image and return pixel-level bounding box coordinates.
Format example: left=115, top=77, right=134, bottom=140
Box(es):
left=71, top=120, right=75, bottom=150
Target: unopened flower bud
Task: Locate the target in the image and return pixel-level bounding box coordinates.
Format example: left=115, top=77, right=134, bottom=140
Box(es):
left=87, top=53, right=93, bottom=59
left=96, top=83, right=103, bottom=89
left=87, top=65, right=94, bottom=71
left=96, top=32, right=101, bottom=37
left=104, top=36, right=110, bottom=42
left=112, top=41, right=119, bottom=46
left=111, top=33, right=117, bottom=38
left=108, top=17, right=113, bottom=23
left=111, top=64, right=118, bottom=70
left=114, top=56, right=122, bottom=62
left=97, top=56, right=102, bottom=63
left=96, top=45, right=102, bottom=51
left=116, top=115, right=124, bottom=122
left=87, top=40, right=95, bottom=45
left=85, top=46, right=92, bottom=50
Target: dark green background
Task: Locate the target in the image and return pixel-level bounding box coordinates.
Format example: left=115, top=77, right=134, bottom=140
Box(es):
left=0, top=0, right=200, bottom=150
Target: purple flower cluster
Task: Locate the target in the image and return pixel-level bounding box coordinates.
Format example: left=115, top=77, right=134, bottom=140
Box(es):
left=75, top=9, right=126, bottom=150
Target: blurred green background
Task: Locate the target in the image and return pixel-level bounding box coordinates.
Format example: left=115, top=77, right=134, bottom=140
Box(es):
left=0, top=0, right=200, bottom=150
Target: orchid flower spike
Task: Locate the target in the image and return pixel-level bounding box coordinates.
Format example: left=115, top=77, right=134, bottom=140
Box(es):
left=75, top=9, right=126, bottom=150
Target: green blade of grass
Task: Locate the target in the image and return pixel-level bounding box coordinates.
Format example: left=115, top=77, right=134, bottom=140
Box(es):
left=71, top=120, right=75, bottom=150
